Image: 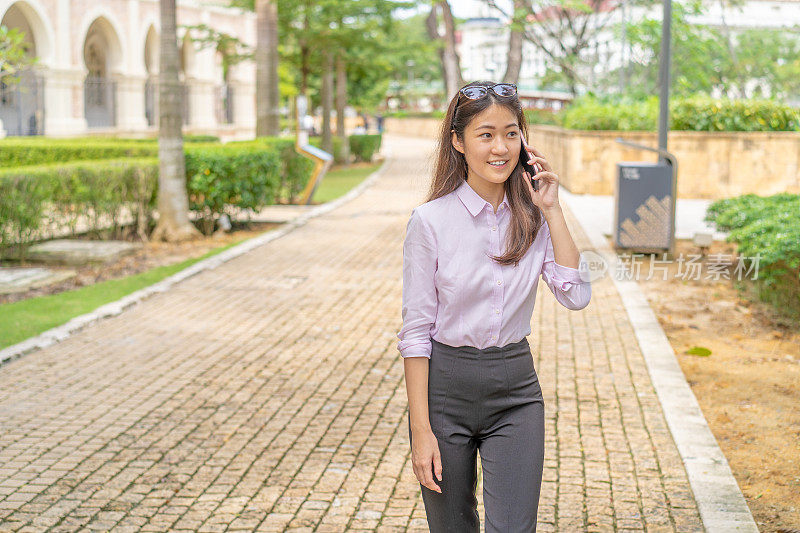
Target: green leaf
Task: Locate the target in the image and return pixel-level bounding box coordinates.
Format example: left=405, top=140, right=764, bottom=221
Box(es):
left=685, top=346, right=712, bottom=357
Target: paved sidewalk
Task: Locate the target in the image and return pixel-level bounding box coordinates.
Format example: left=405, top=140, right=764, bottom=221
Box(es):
left=0, top=135, right=710, bottom=532
left=557, top=189, right=730, bottom=243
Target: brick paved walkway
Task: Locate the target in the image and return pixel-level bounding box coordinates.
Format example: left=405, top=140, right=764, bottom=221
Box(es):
left=0, top=135, right=704, bottom=532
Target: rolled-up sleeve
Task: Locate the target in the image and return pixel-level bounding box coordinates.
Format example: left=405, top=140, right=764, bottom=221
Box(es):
left=540, top=220, right=592, bottom=310
left=397, top=208, right=438, bottom=359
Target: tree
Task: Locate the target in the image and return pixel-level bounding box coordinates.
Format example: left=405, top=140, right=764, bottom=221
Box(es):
left=734, top=28, right=800, bottom=101
left=485, top=0, right=625, bottom=97
left=256, top=0, right=280, bottom=136
left=321, top=49, right=334, bottom=153
left=503, top=0, right=527, bottom=84
left=151, top=0, right=201, bottom=242
left=604, top=0, right=727, bottom=98
left=335, top=51, right=349, bottom=162
left=181, top=24, right=252, bottom=84
left=0, top=25, right=37, bottom=85
left=598, top=0, right=800, bottom=102
left=377, top=12, right=441, bottom=109
left=231, top=0, right=417, bottom=131
left=426, top=1, right=464, bottom=97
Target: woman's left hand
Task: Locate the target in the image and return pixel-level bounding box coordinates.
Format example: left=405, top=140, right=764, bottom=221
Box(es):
left=522, top=146, right=560, bottom=212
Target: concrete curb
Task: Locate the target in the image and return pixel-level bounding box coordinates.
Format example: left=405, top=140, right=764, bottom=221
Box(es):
left=0, top=152, right=391, bottom=368
left=560, top=187, right=759, bottom=532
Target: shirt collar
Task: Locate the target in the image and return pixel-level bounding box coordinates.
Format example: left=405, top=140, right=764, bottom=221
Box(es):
left=455, top=180, right=509, bottom=217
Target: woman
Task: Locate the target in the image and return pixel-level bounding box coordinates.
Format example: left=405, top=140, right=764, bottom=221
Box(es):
left=397, top=80, right=592, bottom=532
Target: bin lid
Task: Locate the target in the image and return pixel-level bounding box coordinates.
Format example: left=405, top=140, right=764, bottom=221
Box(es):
left=617, top=161, right=669, bottom=168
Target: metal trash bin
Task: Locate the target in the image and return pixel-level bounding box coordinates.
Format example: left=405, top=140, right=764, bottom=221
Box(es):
left=613, top=140, right=678, bottom=255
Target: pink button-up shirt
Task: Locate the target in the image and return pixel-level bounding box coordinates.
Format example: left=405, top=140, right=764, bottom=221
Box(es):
left=397, top=179, right=591, bottom=359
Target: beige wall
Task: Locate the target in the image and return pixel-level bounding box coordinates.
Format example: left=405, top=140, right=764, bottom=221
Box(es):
left=386, top=118, right=800, bottom=199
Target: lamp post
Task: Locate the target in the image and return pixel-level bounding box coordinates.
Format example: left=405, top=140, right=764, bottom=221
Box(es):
left=657, top=0, right=672, bottom=164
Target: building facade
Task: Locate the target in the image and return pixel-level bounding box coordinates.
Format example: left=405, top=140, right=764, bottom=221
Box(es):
left=0, top=0, right=256, bottom=138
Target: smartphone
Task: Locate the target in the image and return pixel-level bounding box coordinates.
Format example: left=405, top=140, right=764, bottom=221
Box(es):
left=520, top=133, right=539, bottom=191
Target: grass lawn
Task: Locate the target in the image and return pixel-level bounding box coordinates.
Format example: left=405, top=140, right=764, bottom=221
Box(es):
left=311, top=162, right=382, bottom=203
left=0, top=161, right=383, bottom=351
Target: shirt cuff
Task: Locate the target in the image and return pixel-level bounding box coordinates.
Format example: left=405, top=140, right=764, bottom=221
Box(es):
left=398, top=338, right=432, bottom=359
left=550, top=261, right=588, bottom=290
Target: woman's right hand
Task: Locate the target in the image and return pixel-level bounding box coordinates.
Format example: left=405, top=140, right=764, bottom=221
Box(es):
left=411, top=428, right=443, bottom=493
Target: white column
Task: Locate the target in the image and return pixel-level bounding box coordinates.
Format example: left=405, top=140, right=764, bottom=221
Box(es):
left=228, top=60, right=256, bottom=134
left=190, top=45, right=219, bottom=131
left=188, top=79, right=217, bottom=131
left=56, top=0, right=70, bottom=68
left=43, top=67, right=89, bottom=136
left=230, top=80, right=256, bottom=133
left=114, top=73, right=149, bottom=131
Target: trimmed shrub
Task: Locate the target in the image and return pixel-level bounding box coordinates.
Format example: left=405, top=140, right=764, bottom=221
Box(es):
left=671, top=96, right=800, bottom=132
left=308, top=136, right=348, bottom=164
left=184, top=144, right=281, bottom=234
left=0, top=158, right=159, bottom=260
left=0, top=139, right=158, bottom=167
left=560, top=94, right=800, bottom=132
left=0, top=135, right=319, bottom=255
left=384, top=110, right=446, bottom=119
left=229, top=137, right=316, bottom=203
left=184, top=134, right=221, bottom=143
left=523, top=108, right=562, bottom=127
left=705, top=193, right=800, bottom=322
left=349, top=134, right=382, bottom=162
left=561, top=96, right=659, bottom=131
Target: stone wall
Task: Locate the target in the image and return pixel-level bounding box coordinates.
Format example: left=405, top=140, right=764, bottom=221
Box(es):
left=386, top=118, right=800, bottom=199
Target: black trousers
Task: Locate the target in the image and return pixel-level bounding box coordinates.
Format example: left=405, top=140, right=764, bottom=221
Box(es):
left=409, top=337, right=545, bottom=532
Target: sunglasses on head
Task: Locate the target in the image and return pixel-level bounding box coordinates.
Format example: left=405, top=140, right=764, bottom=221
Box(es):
left=457, top=83, right=518, bottom=101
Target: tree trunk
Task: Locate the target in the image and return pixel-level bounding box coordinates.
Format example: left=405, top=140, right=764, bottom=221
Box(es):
left=321, top=50, right=334, bottom=156
left=300, top=9, right=309, bottom=95
left=427, top=2, right=464, bottom=98
left=151, top=0, right=201, bottom=243
left=439, top=1, right=464, bottom=95
left=335, top=52, right=349, bottom=164
left=503, top=0, right=525, bottom=84
left=256, top=0, right=280, bottom=136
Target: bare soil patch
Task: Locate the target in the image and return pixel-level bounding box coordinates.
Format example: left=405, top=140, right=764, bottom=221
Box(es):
left=629, top=237, right=800, bottom=532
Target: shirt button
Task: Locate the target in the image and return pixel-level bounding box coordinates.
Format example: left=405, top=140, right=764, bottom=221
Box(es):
left=491, top=226, right=497, bottom=231
left=496, top=280, right=502, bottom=285
left=494, top=309, right=500, bottom=314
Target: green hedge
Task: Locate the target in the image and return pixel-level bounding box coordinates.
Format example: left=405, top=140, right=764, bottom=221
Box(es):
left=304, top=133, right=383, bottom=164
left=349, top=134, right=382, bottom=162
left=560, top=95, right=800, bottom=132
left=383, top=110, right=446, bottom=119
left=672, top=96, right=800, bottom=131
left=228, top=137, right=315, bottom=202
left=184, top=144, right=281, bottom=234
left=705, top=193, right=800, bottom=321
left=523, top=108, right=562, bottom=127
left=0, top=158, right=159, bottom=260
left=0, top=136, right=227, bottom=168
left=309, top=136, right=347, bottom=164
left=0, top=138, right=317, bottom=259
left=0, top=139, right=158, bottom=167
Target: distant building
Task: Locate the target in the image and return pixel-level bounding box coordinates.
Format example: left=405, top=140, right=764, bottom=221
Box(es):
left=0, top=0, right=256, bottom=138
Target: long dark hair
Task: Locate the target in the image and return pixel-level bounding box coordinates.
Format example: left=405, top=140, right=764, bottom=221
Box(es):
left=425, top=80, right=544, bottom=267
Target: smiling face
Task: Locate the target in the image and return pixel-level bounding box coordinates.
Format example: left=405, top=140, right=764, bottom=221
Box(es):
left=451, top=103, right=521, bottom=187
